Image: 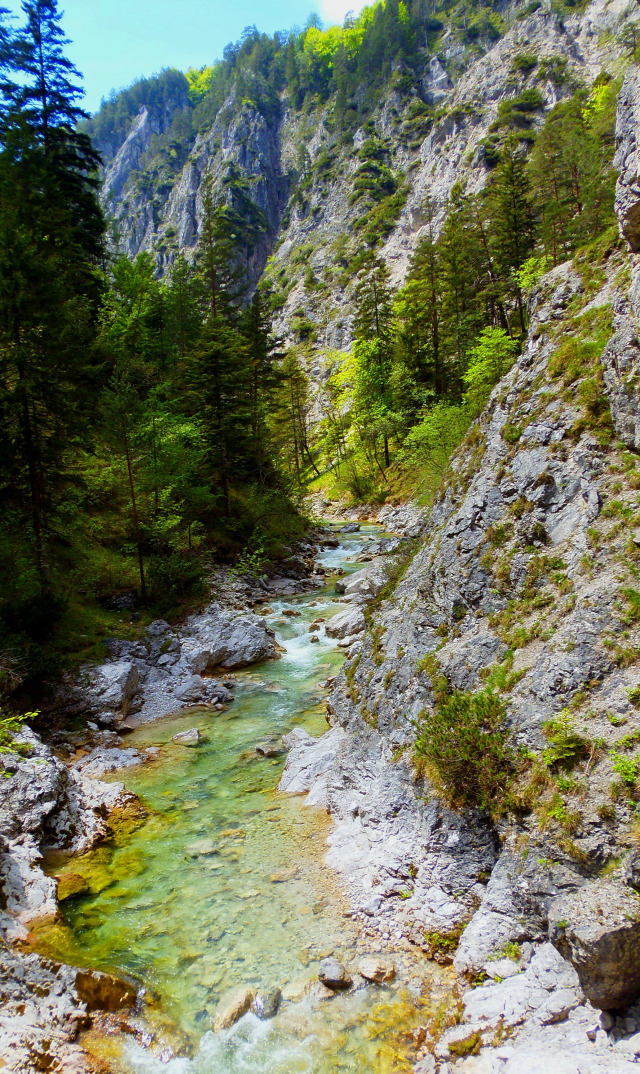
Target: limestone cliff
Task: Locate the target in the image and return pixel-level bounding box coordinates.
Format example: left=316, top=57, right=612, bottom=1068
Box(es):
left=279, top=62, right=640, bottom=1071
left=95, top=0, right=640, bottom=352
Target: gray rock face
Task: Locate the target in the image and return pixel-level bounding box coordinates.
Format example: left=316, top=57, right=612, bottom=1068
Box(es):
left=98, top=0, right=631, bottom=366
left=278, top=726, right=347, bottom=807
left=615, top=66, right=640, bottom=252
left=84, top=659, right=141, bottom=716
left=0, top=729, right=137, bottom=927
left=549, top=880, right=640, bottom=1010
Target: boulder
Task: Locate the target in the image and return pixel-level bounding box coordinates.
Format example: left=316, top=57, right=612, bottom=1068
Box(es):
left=174, top=675, right=207, bottom=703
left=182, top=603, right=278, bottom=671
left=212, top=985, right=256, bottom=1032
left=549, top=879, right=640, bottom=1009
left=325, top=606, right=366, bottom=639
left=172, top=728, right=202, bottom=747
left=334, top=564, right=388, bottom=600
left=75, top=969, right=137, bottom=1012
left=251, top=988, right=282, bottom=1020
left=86, top=660, right=140, bottom=714
left=358, top=956, right=395, bottom=983
left=279, top=726, right=347, bottom=806
left=318, top=957, right=352, bottom=989
left=341, top=522, right=361, bottom=533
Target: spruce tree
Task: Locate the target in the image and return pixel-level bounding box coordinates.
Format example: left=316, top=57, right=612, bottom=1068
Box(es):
left=0, top=2, right=105, bottom=596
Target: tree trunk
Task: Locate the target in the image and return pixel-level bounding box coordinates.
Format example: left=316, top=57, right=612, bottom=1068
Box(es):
left=123, top=421, right=146, bottom=602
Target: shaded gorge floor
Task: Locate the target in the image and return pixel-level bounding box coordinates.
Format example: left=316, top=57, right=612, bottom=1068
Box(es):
left=33, top=528, right=451, bottom=1072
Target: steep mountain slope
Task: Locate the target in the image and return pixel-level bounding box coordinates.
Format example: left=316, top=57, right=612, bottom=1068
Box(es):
left=94, top=0, right=638, bottom=351
left=279, top=63, right=640, bottom=1070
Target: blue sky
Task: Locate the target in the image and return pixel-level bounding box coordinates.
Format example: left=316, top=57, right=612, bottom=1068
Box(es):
left=3, top=1, right=368, bottom=113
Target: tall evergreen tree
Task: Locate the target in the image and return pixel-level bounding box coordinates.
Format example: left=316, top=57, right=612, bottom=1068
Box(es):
left=0, top=2, right=105, bottom=595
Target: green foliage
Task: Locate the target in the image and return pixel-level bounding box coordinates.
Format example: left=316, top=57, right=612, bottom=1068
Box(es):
left=0, top=711, right=32, bottom=756
left=415, top=689, right=516, bottom=811
left=515, top=255, right=553, bottom=295
left=622, top=588, right=640, bottom=621
left=541, top=711, right=590, bottom=769
left=230, top=534, right=268, bottom=580
left=512, top=53, right=538, bottom=74
left=463, top=328, right=519, bottom=409
left=610, top=751, right=640, bottom=785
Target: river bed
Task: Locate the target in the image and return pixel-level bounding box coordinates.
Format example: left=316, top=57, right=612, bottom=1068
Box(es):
left=34, top=526, right=448, bottom=1073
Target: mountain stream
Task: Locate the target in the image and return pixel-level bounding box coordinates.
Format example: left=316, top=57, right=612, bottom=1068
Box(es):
left=34, top=526, right=448, bottom=1073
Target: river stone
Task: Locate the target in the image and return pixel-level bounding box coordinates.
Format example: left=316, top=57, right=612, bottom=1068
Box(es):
left=256, top=739, right=284, bottom=757
left=548, top=879, right=640, bottom=1009
left=174, top=675, right=207, bottom=703
left=185, top=839, right=218, bottom=857
left=341, top=522, right=361, bottom=533
left=172, top=728, right=201, bottom=747
left=75, top=969, right=137, bottom=1012
left=318, top=957, right=352, bottom=989
left=358, top=956, right=395, bottom=983
left=251, top=987, right=282, bottom=1020
left=325, top=606, right=366, bottom=639
left=270, top=866, right=299, bottom=882
left=212, top=986, right=256, bottom=1032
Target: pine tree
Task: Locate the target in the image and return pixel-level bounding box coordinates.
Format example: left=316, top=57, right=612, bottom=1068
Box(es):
left=0, top=2, right=105, bottom=595
left=483, top=138, right=535, bottom=334
left=352, top=255, right=395, bottom=467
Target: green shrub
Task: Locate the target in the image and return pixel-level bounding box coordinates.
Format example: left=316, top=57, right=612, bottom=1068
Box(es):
left=512, top=53, right=538, bottom=74
left=414, top=688, right=516, bottom=811
left=0, top=710, right=32, bottom=766
left=148, top=554, right=206, bottom=604
left=541, top=711, right=590, bottom=769
left=610, top=751, right=639, bottom=785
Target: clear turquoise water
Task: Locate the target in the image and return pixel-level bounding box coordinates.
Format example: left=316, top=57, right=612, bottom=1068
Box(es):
left=39, top=528, right=444, bottom=1072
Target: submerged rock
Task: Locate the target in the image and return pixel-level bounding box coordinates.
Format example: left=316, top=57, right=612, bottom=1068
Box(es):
left=185, top=838, right=218, bottom=857
left=358, top=956, right=395, bottom=983
left=255, top=738, right=284, bottom=757
left=251, top=987, right=282, bottom=1020
left=318, top=957, right=352, bottom=990
left=269, top=866, right=299, bottom=883
left=549, top=879, right=640, bottom=1010
left=212, top=985, right=256, bottom=1031
left=75, top=968, right=137, bottom=1011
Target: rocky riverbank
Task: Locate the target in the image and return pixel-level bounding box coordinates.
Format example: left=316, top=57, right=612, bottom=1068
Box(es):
left=0, top=520, right=411, bottom=1071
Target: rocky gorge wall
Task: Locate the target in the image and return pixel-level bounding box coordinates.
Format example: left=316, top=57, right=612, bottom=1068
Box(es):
left=278, top=63, right=640, bottom=1072
left=101, top=0, right=640, bottom=354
